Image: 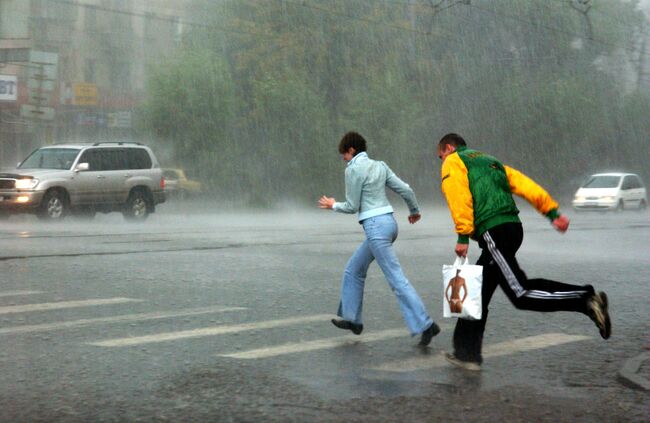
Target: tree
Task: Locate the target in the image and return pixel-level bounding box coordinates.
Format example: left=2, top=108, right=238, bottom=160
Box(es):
left=138, top=0, right=650, bottom=205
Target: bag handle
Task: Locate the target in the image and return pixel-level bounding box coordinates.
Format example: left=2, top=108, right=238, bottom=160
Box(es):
left=453, top=255, right=469, bottom=267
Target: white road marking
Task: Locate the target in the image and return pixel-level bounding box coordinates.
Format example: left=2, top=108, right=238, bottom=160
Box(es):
left=0, top=298, right=142, bottom=315
left=372, top=333, right=591, bottom=372
left=0, top=290, right=44, bottom=297
left=87, top=314, right=332, bottom=347
left=219, top=328, right=407, bottom=359
left=0, top=306, right=246, bottom=335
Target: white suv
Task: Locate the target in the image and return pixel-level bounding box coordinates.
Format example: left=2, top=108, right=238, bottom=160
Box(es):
left=572, top=173, right=647, bottom=212
left=0, top=142, right=166, bottom=221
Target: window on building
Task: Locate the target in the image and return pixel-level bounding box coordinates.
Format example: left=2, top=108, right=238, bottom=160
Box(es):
left=111, top=62, right=131, bottom=91
left=173, top=17, right=183, bottom=44
left=85, top=59, right=95, bottom=83
left=143, top=13, right=155, bottom=41
left=110, top=0, right=131, bottom=31
left=86, top=7, right=97, bottom=30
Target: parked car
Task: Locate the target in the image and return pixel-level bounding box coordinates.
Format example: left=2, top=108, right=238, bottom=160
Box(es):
left=572, top=172, right=647, bottom=212
left=162, top=168, right=202, bottom=199
left=0, top=142, right=166, bottom=221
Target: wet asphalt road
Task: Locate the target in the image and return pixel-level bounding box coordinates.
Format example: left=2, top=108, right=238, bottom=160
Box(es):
left=0, top=204, right=648, bottom=422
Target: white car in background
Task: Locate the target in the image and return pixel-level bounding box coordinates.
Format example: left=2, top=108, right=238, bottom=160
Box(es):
left=572, top=173, right=647, bottom=212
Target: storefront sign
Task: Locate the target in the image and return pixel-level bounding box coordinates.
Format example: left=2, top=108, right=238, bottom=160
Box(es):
left=107, top=111, right=132, bottom=128
left=74, top=112, right=107, bottom=127
left=0, top=75, right=18, bottom=101
left=73, top=83, right=98, bottom=106
left=20, top=104, right=55, bottom=120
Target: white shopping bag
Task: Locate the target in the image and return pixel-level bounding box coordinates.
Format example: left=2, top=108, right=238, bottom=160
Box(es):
left=442, top=256, right=483, bottom=320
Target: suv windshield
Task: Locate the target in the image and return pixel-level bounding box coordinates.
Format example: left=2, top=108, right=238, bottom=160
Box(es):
left=582, top=175, right=621, bottom=189
left=19, top=148, right=81, bottom=170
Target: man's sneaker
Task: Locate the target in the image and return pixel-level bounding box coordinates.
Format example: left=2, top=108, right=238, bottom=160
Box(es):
left=444, top=352, right=481, bottom=371
left=588, top=291, right=611, bottom=339
left=418, top=322, right=441, bottom=346
left=331, top=318, right=363, bottom=335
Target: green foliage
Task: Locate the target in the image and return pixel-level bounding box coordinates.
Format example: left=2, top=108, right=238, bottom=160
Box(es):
left=139, top=0, right=650, bottom=206
left=140, top=49, right=238, bottom=192
left=245, top=74, right=335, bottom=204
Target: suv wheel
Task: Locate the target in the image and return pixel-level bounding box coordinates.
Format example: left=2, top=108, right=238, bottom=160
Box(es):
left=615, top=200, right=624, bottom=212
left=639, top=200, right=647, bottom=211
left=123, top=190, right=150, bottom=221
left=37, top=189, right=68, bottom=221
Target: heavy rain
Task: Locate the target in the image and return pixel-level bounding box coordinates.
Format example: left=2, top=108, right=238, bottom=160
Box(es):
left=0, top=1, right=649, bottom=421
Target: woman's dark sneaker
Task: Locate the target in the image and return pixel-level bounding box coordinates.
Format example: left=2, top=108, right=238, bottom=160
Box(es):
left=331, top=318, right=363, bottom=335
left=418, top=322, right=441, bottom=346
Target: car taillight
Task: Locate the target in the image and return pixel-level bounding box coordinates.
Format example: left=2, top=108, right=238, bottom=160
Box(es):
left=160, top=176, right=166, bottom=189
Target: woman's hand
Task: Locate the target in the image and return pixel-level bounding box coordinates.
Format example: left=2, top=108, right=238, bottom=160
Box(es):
left=408, top=213, right=421, bottom=224
left=318, top=195, right=336, bottom=209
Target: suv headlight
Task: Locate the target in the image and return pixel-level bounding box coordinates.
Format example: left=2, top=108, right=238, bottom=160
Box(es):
left=15, top=178, right=39, bottom=189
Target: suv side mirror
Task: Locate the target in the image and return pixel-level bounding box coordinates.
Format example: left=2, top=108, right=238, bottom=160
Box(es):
left=75, top=162, right=89, bottom=172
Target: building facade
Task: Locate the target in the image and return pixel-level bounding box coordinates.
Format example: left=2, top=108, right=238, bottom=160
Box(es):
left=0, top=0, right=189, bottom=167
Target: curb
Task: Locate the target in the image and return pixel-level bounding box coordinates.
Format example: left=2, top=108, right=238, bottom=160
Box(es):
left=618, top=352, right=650, bottom=391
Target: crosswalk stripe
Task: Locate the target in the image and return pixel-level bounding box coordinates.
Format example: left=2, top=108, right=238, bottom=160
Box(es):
left=87, top=314, right=332, bottom=347
left=372, top=333, right=591, bottom=372
left=0, top=290, right=44, bottom=298
left=219, top=328, right=406, bottom=359
left=0, top=298, right=142, bottom=315
left=0, top=305, right=246, bottom=335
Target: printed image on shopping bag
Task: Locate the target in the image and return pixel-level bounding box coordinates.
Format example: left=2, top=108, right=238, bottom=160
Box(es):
left=442, top=256, right=483, bottom=320
left=445, top=269, right=467, bottom=313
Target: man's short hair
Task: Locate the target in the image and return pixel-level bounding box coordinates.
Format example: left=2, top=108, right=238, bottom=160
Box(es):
left=438, top=133, right=467, bottom=149
left=338, top=131, right=367, bottom=155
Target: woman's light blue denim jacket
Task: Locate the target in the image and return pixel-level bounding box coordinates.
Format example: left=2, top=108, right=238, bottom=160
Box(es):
left=333, top=152, right=420, bottom=222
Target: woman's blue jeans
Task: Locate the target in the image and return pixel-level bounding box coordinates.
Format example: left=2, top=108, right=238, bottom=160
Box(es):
left=337, top=213, right=433, bottom=335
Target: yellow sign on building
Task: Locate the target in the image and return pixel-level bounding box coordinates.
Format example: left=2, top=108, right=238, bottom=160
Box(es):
left=72, top=83, right=98, bottom=106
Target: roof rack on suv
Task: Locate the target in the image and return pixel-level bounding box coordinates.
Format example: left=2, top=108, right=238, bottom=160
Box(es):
left=92, top=141, right=143, bottom=146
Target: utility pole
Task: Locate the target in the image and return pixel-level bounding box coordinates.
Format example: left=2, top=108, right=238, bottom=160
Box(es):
left=636, top=21, right=649, bottom=92
left=569, top=0, right=594, bottom=41
left=0, top=47, right=31, bottom=165
left=21, top=51, right=57, bottom=152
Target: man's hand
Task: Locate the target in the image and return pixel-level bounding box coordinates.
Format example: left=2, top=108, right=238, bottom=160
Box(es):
left=552, top=214, right=570, bottom=233
left=408, top=213, right=421, bottom=224
left=318, top=195, right=335, bottom=209
left=455, top=243, right=469, bottom=257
